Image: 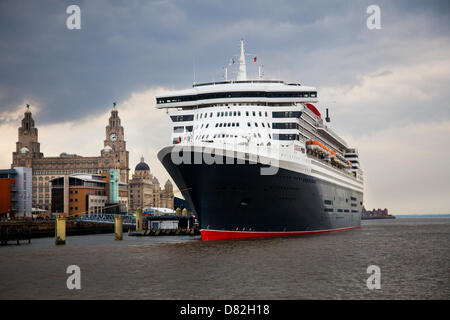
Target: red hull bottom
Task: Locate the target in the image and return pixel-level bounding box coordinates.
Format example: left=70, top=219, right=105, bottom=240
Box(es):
left=201, top=226, right=361, bottom=241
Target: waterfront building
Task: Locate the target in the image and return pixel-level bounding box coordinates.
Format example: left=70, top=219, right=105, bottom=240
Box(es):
left=50, top=171, right=128, bottom=216
left=128, top=157, right=174, bottom=211
left=0, top=167, right=32, bottom=218
left=11, top=104, right=130, bottom=211
left=362, top=207, right=389, bottom=217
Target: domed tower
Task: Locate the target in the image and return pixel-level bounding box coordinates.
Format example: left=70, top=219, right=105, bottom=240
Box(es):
left=12, top=105, right=43, bottom=167
left=134, top=156, right=151, bottom=179
left=162, top=179, right=174, bottom=209
left=129, top=156, right=154, bottom=211
left=164, top=179, right=173, bottom=193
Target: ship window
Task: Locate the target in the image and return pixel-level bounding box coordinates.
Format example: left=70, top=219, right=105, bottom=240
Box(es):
left=217, top=112, right=220, bottom=117
left=273, top=134, right=300, bottom=141
left=186, top=126, right=193, bottom=132
left=272, top=111, right=301, bottom=118
left=259, top=111, right=262, bottom=116
left=265, top=112, right=268, bottom=117
left=272, top=122, right=299, bottom=129
left=221, top=112, right=224, bottom=116
left=210, top=113, right=213, bottom=117
left=269, top=134, right=271, bottom=139
left=232, top=123, right=235, bottom=127
left=219, top=123, right=223, bottom=127
left=227, top=123, right=231, bottom=127
left=233, top=112, right=237, bottom=116
left=344, top=209, right=349, bottom=213
left=324, top=208, right=333, bottom=212
left=247, top=122, right=251, bottom=127
left=206, top=124, right=209, bottom=128
left=170, top=115, right=194, bottom=122
left=258, top=133, right=261, bottom=138
left=173, top=126, right=184, bottom=133
left=253, top=111, right=256, bottom=116
left=238, top=111, right=241, bottom=116
left=237, top=123, right=240, bottom=127
left=267, top=123, right=271, bottom=128
left=156, top=91, right=317, bottom=104
left=215, top=123, right=218, bottom=127
left=324, top=200, right=333, bottom=205
left=351, top=197, right=357, bottom=201
left=262, top=123, right=265, bottom=127
left=246, top=111, right=249, bottom=116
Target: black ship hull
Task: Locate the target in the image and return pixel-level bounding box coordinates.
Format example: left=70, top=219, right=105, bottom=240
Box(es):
left=158, top=146, right=362, bottom=241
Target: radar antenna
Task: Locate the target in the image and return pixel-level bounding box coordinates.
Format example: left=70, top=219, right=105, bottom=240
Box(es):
left=237, top=39, right=247, bottom=81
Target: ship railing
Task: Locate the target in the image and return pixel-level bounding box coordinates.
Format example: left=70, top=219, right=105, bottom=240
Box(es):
left=178, top=140, right=285, bottom=162
left=308, top=153, right=357, bottom=180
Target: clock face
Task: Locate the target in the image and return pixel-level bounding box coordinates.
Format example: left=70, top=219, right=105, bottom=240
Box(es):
left=109, top=133, right=118, bottom=141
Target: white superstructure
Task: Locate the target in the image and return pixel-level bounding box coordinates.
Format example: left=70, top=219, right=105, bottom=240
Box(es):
left=156, top=40, right=363, bottom=193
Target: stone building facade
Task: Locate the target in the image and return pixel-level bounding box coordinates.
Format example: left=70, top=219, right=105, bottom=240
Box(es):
left=128, top=157, right=174, bottom=211
left=11, top=105, right=130, bottom=212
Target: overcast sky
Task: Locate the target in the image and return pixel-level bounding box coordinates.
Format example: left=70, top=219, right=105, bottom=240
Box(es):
left=1, top=0, right=449, bottom=214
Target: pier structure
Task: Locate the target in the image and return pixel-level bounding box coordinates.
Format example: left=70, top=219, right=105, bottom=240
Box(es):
left=136, top=207, right=143, bottom=232
left=114, top=214, right=123, bottom=240
left=55, top=214, right=66, bottom=245
left=0, top=220, right=32, bottom=245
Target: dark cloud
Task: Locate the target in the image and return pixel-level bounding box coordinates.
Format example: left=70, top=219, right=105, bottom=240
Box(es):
left=0, top=0, right=449, bottom=130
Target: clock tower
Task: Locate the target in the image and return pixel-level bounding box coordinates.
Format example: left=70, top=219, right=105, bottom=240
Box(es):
left=102, top=103, right=129, bottom=183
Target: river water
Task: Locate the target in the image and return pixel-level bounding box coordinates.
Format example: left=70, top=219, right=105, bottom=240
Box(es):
left=0, top=218, right=448, bottom=299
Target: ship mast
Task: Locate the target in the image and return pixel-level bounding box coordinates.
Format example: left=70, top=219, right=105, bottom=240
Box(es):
left=237, top=39, right=247, bottom=81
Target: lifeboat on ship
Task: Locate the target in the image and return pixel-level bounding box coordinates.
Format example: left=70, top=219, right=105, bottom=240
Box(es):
left=306, top=140, right=330, bottom=156
left=329, top=150, right=336, bottom=160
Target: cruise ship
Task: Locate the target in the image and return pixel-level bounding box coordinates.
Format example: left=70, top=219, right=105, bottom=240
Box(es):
left=157, top=40, right=364, bottom=241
